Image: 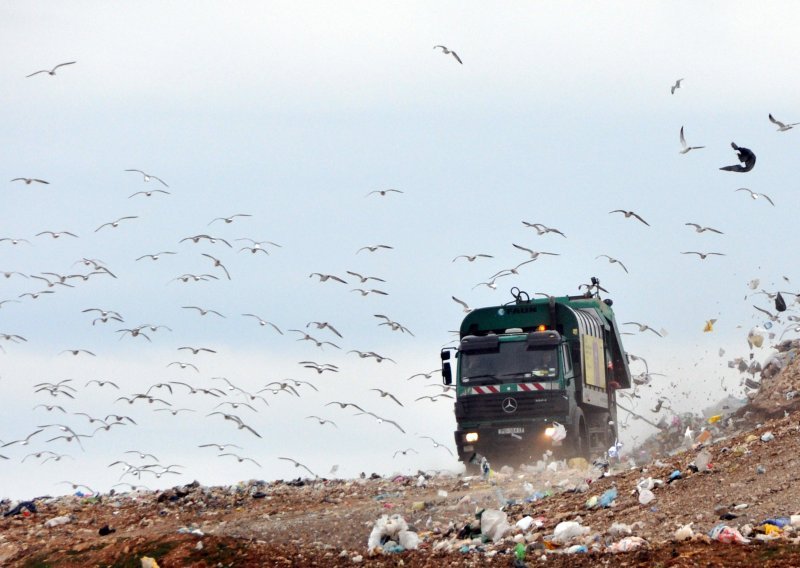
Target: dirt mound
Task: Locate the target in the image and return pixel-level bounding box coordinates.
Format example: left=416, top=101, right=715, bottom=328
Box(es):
left=5, top=410, right=800, bottom=567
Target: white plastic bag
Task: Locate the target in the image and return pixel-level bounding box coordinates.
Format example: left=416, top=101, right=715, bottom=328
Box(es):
left=397, top=530, right=420, bottom=550
left=552, top=422, right=567, bottom=442
left=480, top=509, right=510, bottom=542
left=552, top=520, right=590, bottom=543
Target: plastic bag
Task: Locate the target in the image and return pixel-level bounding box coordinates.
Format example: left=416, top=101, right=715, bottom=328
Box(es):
left=480, top=508, right=510, bottom=542
left=367, top=514, right=409, bottom=550
left=638, top=489, right=655, bottom=505
left=709, top=524, right=751, bottom=544
left=516, top=516, right=535, bottom=531
left=552, top=521, right=590, bottom=543
left=598, top=487, right=617, bottom=508
left=397, top=530, right=419, bottom=550
left=608, top=536, right=647, bottom=553
left=695, top=448, right=712, bottom=472
left=674, top=523, right=694, bottom=541
left=552, top=422, right=567, bottom=442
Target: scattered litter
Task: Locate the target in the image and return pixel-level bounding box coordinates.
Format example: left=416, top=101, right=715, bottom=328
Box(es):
left=598, top=487, right=618, bottom=508
left=552, top=520, right=590, bottom=543
left=480, top=508, right=510, bottom=542
left=709, top=524, right=751, bottom=544
left=638, top=488, right=655, bottom=505
left=44, top=515, right=72, bottom=528
left=694, top=448, right=712, bottom=472
left=3, top=501, right=37, bottom=517
left=674, top=523, right=694, bottom=541
left=367, top=514, right=418, bottom=553
left=607, top=536, right=647, bottom=552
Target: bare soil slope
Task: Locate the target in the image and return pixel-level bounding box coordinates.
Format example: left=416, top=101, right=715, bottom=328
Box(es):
left=5, top=410, right=800, bottom=566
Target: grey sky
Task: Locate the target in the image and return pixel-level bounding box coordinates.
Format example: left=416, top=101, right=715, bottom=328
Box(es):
left=1, top=1, right=799, bottom=498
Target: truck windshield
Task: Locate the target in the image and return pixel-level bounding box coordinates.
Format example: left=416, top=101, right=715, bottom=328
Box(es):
left=460, top=342, right=558, bottom=385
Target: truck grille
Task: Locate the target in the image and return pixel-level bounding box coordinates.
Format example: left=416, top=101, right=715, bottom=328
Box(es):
left=455, top=391, right=569, bottom=422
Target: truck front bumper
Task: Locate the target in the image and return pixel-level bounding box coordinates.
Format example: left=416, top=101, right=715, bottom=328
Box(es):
left=454, top=417, right=569, bottom=467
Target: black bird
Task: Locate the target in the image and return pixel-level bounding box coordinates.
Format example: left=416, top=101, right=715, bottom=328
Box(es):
left=720, top=142, right=756, bottom=172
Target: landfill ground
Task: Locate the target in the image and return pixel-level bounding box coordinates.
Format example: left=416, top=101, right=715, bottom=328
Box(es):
left=4, top=406, right=800, bottom=567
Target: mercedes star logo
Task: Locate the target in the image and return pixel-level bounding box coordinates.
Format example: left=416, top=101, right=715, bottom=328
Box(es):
left=501, top=397, right=518, bottom=413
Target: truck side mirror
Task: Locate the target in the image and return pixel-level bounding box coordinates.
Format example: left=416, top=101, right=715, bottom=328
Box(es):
left=441, top=349, right=451, bottom=361
left=442, top=362, right=452, bottom=385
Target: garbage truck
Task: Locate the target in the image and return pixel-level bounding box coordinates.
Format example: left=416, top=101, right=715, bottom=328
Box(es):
left=441, top=281, right=632, bottom=468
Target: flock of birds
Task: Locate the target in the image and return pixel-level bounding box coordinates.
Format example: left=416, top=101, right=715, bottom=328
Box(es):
left=1, top=47, right=796, bottom=497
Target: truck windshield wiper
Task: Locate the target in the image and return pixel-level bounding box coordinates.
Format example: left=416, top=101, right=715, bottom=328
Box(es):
left=464, top=373, right=502, bottom=383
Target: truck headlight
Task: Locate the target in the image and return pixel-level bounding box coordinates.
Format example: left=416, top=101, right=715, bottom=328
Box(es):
left=544, top=426, right=556, bottom=437
left=465, top=432, right=479, bottom=443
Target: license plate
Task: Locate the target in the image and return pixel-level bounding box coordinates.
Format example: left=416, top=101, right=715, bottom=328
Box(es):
left=498, top=427, right=524, bottom=435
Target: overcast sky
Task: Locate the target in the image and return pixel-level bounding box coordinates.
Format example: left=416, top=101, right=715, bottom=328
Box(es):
left=2, top=1, right=799, bottom=499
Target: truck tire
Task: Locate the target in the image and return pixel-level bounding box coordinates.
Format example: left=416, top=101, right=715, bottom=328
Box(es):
left=568, top=409, right=589, bottom=460
left=590, top=412, right=616, bottom=459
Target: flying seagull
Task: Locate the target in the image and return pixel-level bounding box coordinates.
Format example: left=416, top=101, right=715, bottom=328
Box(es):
left=490, top=259, right=536, bottom=280
left=357, top=244, right=393, bottom=254
left=11, top=178, right=49, bottom=185
left=595, top=254, right=629, bottom=273
left=670, top=78, right=684, bottom=95
left=95, top=216, right=138, bottom=232
left=609, top=210, right=650, bottom=226
left=451, top=296, right=472, bottom=313
left=129, top=189, right=170, bottom=198
left=27, top=61, right=76, bottom=77
left=685, top=223, right=723, bottom=234
left=735, top=187, right=774, bottom=206
left=198, top=443, right=243, bottom=452
left=679, top=126, right=704, bottom=154
left=522, top=221, right=566, bottom=237
left=242, top=314, right=283, bottom=334
left=623, top=322, right=663, bottom=337
left=136, top=251, right=176, bottom=261
left=325, top=401, right=365, bottom=412
left=720, top=142, right=756, bottom=172
left=511, top=245, right=559, bottom=260
left=769, top=113, right=799, bottom=132
left=452, top=253, right=493, bottom=263
left=351, top=288, right=388, bottom=296
left=219, top=453, right=261, bottom=467
left=354, top=411, right=406, bottom=433
left=305, top=416, right=338, bottom=428
left=433, top=45, right=462, bottom=64
left=125, top=169, right=169, bottom=186
left=201, top=253, right=232, bottom=280
left=417, top=435, right=454, bottom=456
left=370, top=388, right=404, bottom=407
left=307, top=321, right=343, bottom=338
left=681, top=251, right=725, bottom=259
left=278, top=457, right=317, bottom=478
left=366, top=189, right=403, bottom=197
left=346, top=270, right=385, bottom=283
left=209, top=213, right=252, bottom=225
left=309, top=273, right=346, bottom=284
left=393, top=448, right=418, bottom=458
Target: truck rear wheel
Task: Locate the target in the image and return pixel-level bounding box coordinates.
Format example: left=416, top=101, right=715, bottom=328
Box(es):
left=567, top=411, right=589, bottom=460
left=587, top=411, right=615, bottom=459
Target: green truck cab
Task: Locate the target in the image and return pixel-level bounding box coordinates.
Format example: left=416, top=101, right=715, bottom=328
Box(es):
left=441, top=285, right=631, bottom=468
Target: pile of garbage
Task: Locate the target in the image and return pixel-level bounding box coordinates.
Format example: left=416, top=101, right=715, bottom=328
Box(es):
left=746, top=339, right=800, bottom=413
